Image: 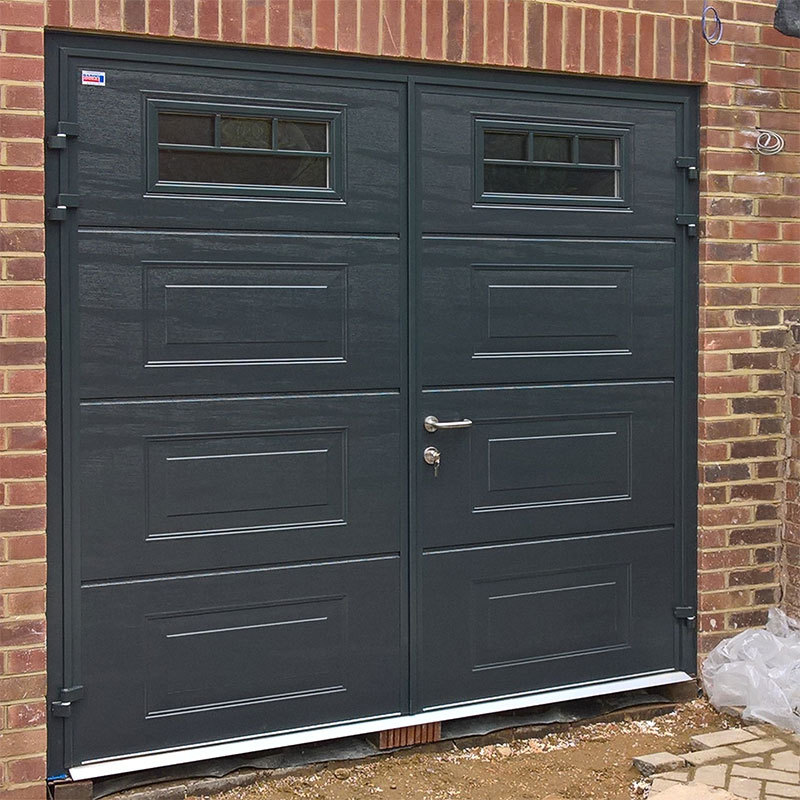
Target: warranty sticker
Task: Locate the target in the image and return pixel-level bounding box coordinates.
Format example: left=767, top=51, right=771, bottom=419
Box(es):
left=81, top=70, right=106, bottom=86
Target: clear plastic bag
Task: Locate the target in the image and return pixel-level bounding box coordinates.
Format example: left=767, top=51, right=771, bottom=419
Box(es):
left=702, top=608, right=800, bottom=732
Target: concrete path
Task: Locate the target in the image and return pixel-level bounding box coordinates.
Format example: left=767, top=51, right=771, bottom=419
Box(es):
left=634, top=723, right=800, bottom=799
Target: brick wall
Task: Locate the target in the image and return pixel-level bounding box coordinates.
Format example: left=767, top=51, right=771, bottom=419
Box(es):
left=0, top=0, right=797, bottom=796
left=786, top=327, right=800, bottom=620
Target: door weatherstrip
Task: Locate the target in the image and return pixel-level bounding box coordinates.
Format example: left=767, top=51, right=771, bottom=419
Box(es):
left=68, top=669, right=692, bottom=780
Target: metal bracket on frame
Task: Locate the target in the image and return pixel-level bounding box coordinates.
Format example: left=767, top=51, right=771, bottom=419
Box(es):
left=51, top=685, right=83, bottom=718
left=673, top=606, right=697, bottom=628
left=47, top=121, right=79, bottom=150
left=675, top=156, right=698, bottom=181
left=47, top=194, right=79, bottom=221
left=675, top=214, right=699, bottom=237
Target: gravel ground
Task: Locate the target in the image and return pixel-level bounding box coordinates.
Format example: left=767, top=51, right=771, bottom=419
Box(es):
left=191, top=699, right=738, bottom=800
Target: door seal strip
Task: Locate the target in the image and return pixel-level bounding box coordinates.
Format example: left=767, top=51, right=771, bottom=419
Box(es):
left=69, top=669, right=692, bottom=780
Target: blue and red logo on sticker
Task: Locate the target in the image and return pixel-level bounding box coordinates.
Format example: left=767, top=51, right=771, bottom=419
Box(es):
left=81, top=70, right=106, bottom=86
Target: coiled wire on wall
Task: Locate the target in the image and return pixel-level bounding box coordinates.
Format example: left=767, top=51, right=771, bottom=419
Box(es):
left=702, top=1, right=724, bottom=44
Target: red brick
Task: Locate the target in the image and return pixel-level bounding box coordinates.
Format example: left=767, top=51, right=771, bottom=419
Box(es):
left=6, top=648, right=46, bottom=675
left=0, top=454, right=46, bottom=481
left=7, top=370, right=46, bottom=394
left=3, top=31, right=44, bottom=57
left=314, top=0, right=335, bottom=50
left=383, top=0, right=404, bottom=58
left=758, top=243, right=800, bottom=263
left=466, top=0, right=484, bottom=64
left=654, top=14, right=671, bottom=80
left=71, top=0, right=97, bottom=27
left=7, top=703, right=47, bottom=730
left=4, top=142, right=44, bottom=168
left=0, top=673, right=47, bottom=703
left=485, top=0, right=503, bottom=64
left=425, top=0, right=444, bottom=61
left=0, top=113, right=44, bottom=139
left=337, top=0, right=358, bottom=51
left=197, top=0, right=220, bottom=38
left=0, top=621, right=45, bottom=648
left=0, top=507, right=46, bottom=533
left=123, top=0, right=146, bottom=31
left=6, top=483, right=46, bottom=508
left=173, top=0, right=195, bottom=36
left=564, top=5, right=582, bottom=72
left=601, top=11, right=619, bottom=75
left=0, top=1, right=45, bottom=26
left=98, top=0, right=122, bottom=30
left=149, top=0, right=170, bottom=34
left=8, top=426, right=47, bottom=452
left=544, top=3, right=563, bottom=71
left=506, top=0, right=524, bottom=67
left=6, top=757, right=46, bottom=785
left=619, top=11, right=636, bottom=76
left=220, top=0, right=243, bottom=41
left=0, top=287, right=45, bottom=312
left=0, top=400, right=45, bottom=424
left=242, top=0, right=264, bottom=43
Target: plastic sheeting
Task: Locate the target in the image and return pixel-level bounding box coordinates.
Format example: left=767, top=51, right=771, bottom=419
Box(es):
left=702, top=608, right=800, bottom=733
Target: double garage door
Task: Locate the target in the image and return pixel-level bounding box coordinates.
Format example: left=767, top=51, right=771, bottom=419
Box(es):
left=47, top=35, right=698, bottom=777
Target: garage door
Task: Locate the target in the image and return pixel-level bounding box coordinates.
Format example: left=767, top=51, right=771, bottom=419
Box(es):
left=46, top=36, right=698, bottom=776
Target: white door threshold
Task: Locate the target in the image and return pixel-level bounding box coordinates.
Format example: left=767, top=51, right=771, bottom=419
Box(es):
left=69, top=669, right=693, bottom=781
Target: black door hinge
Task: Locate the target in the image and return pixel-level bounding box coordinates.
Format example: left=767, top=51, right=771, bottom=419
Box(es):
left=51, top=685, right=83, bottom=718
left=674, top=606, right=697, bottom=627
left=47, top=121, right=78, bottom=150
left=675, top=156, right=698, bottom=181
left=47, top=193, right=79, bottom=221
left=675, top=214, right=699, bottom=237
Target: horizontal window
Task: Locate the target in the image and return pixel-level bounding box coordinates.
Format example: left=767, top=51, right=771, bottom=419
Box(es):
left=148, top=102, right=342, bottom=198
left=478, top=121, right=626, bottom=206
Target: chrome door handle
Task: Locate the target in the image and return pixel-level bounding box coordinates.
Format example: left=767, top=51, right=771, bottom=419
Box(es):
left=424, top=415, right=473, bottom=432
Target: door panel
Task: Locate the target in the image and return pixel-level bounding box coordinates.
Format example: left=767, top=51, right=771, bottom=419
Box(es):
left=49, top=36, right=695, bottom=775
left=419, top=238, right=676, bottom=385
left=77, top=556, right=402, bottom=762
left=416, top=382, right=674, bottom=549
left=79, top=392, right=401, bottom=580
left=417, top=85, right=680, bottom=237
left=78, top=232, right=402, bottom=397
left=72, top=61, right=404, bottom=231
left=413, top=80, right=690, bottom=709
left=419, top=529, right=674, bottom=708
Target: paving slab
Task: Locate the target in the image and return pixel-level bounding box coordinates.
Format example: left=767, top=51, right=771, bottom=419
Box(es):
left=632, top=751, right=686, bottom=776
left=684, top=747, right=740, bottom=766
left=650, top=783, right=738, bottom=799
left=691, top=730, right=759, bottom=750
left=636, top=723, right=800, bottom=800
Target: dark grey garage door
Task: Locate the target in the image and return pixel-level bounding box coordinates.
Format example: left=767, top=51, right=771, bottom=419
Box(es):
left=46, top=35, right=697, bottom=775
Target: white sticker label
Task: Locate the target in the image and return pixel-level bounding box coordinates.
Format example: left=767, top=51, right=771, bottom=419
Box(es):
left=81, top=70, right=106, bottom=86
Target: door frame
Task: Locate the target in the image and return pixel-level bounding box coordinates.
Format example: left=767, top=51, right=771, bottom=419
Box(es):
left=45, top=31, right=699, bottom=780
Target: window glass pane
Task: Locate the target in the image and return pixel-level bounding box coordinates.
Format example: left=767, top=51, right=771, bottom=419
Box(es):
left=158, top=113, right=215, bottom=145
left=580, top=137, right=617, bottom=165
left=484, top=164, right=617, bottom=197
left=532, top=135, right=572, bottom=163
left=159, top=150, right=328, bottom=187
left=220, top=117, right=273, bottom=149
left=277, top=121, right=328, bottom=152
left=484, top=132, right=527, bottom=161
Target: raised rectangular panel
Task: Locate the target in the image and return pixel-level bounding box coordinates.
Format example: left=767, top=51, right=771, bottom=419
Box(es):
left=77, top=556, right=402, bottom=763
left=145, top=264, right=346, bottom=366
left=419, top=529, right=675, bottom=708
left=474, top=267, right=633, bottom=358
left=418, top=238, right=675, bottom=385
left=79, top=392, right=400, bottom=579
left=146, top=430, right=344, bottom=538
left=78, top=232, right=401, bottom=397
left=471, top=564, right=630, bottom=669
left=146, top=597, right=345, bottom=716
left=478, top=415, right=631, bottom=511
